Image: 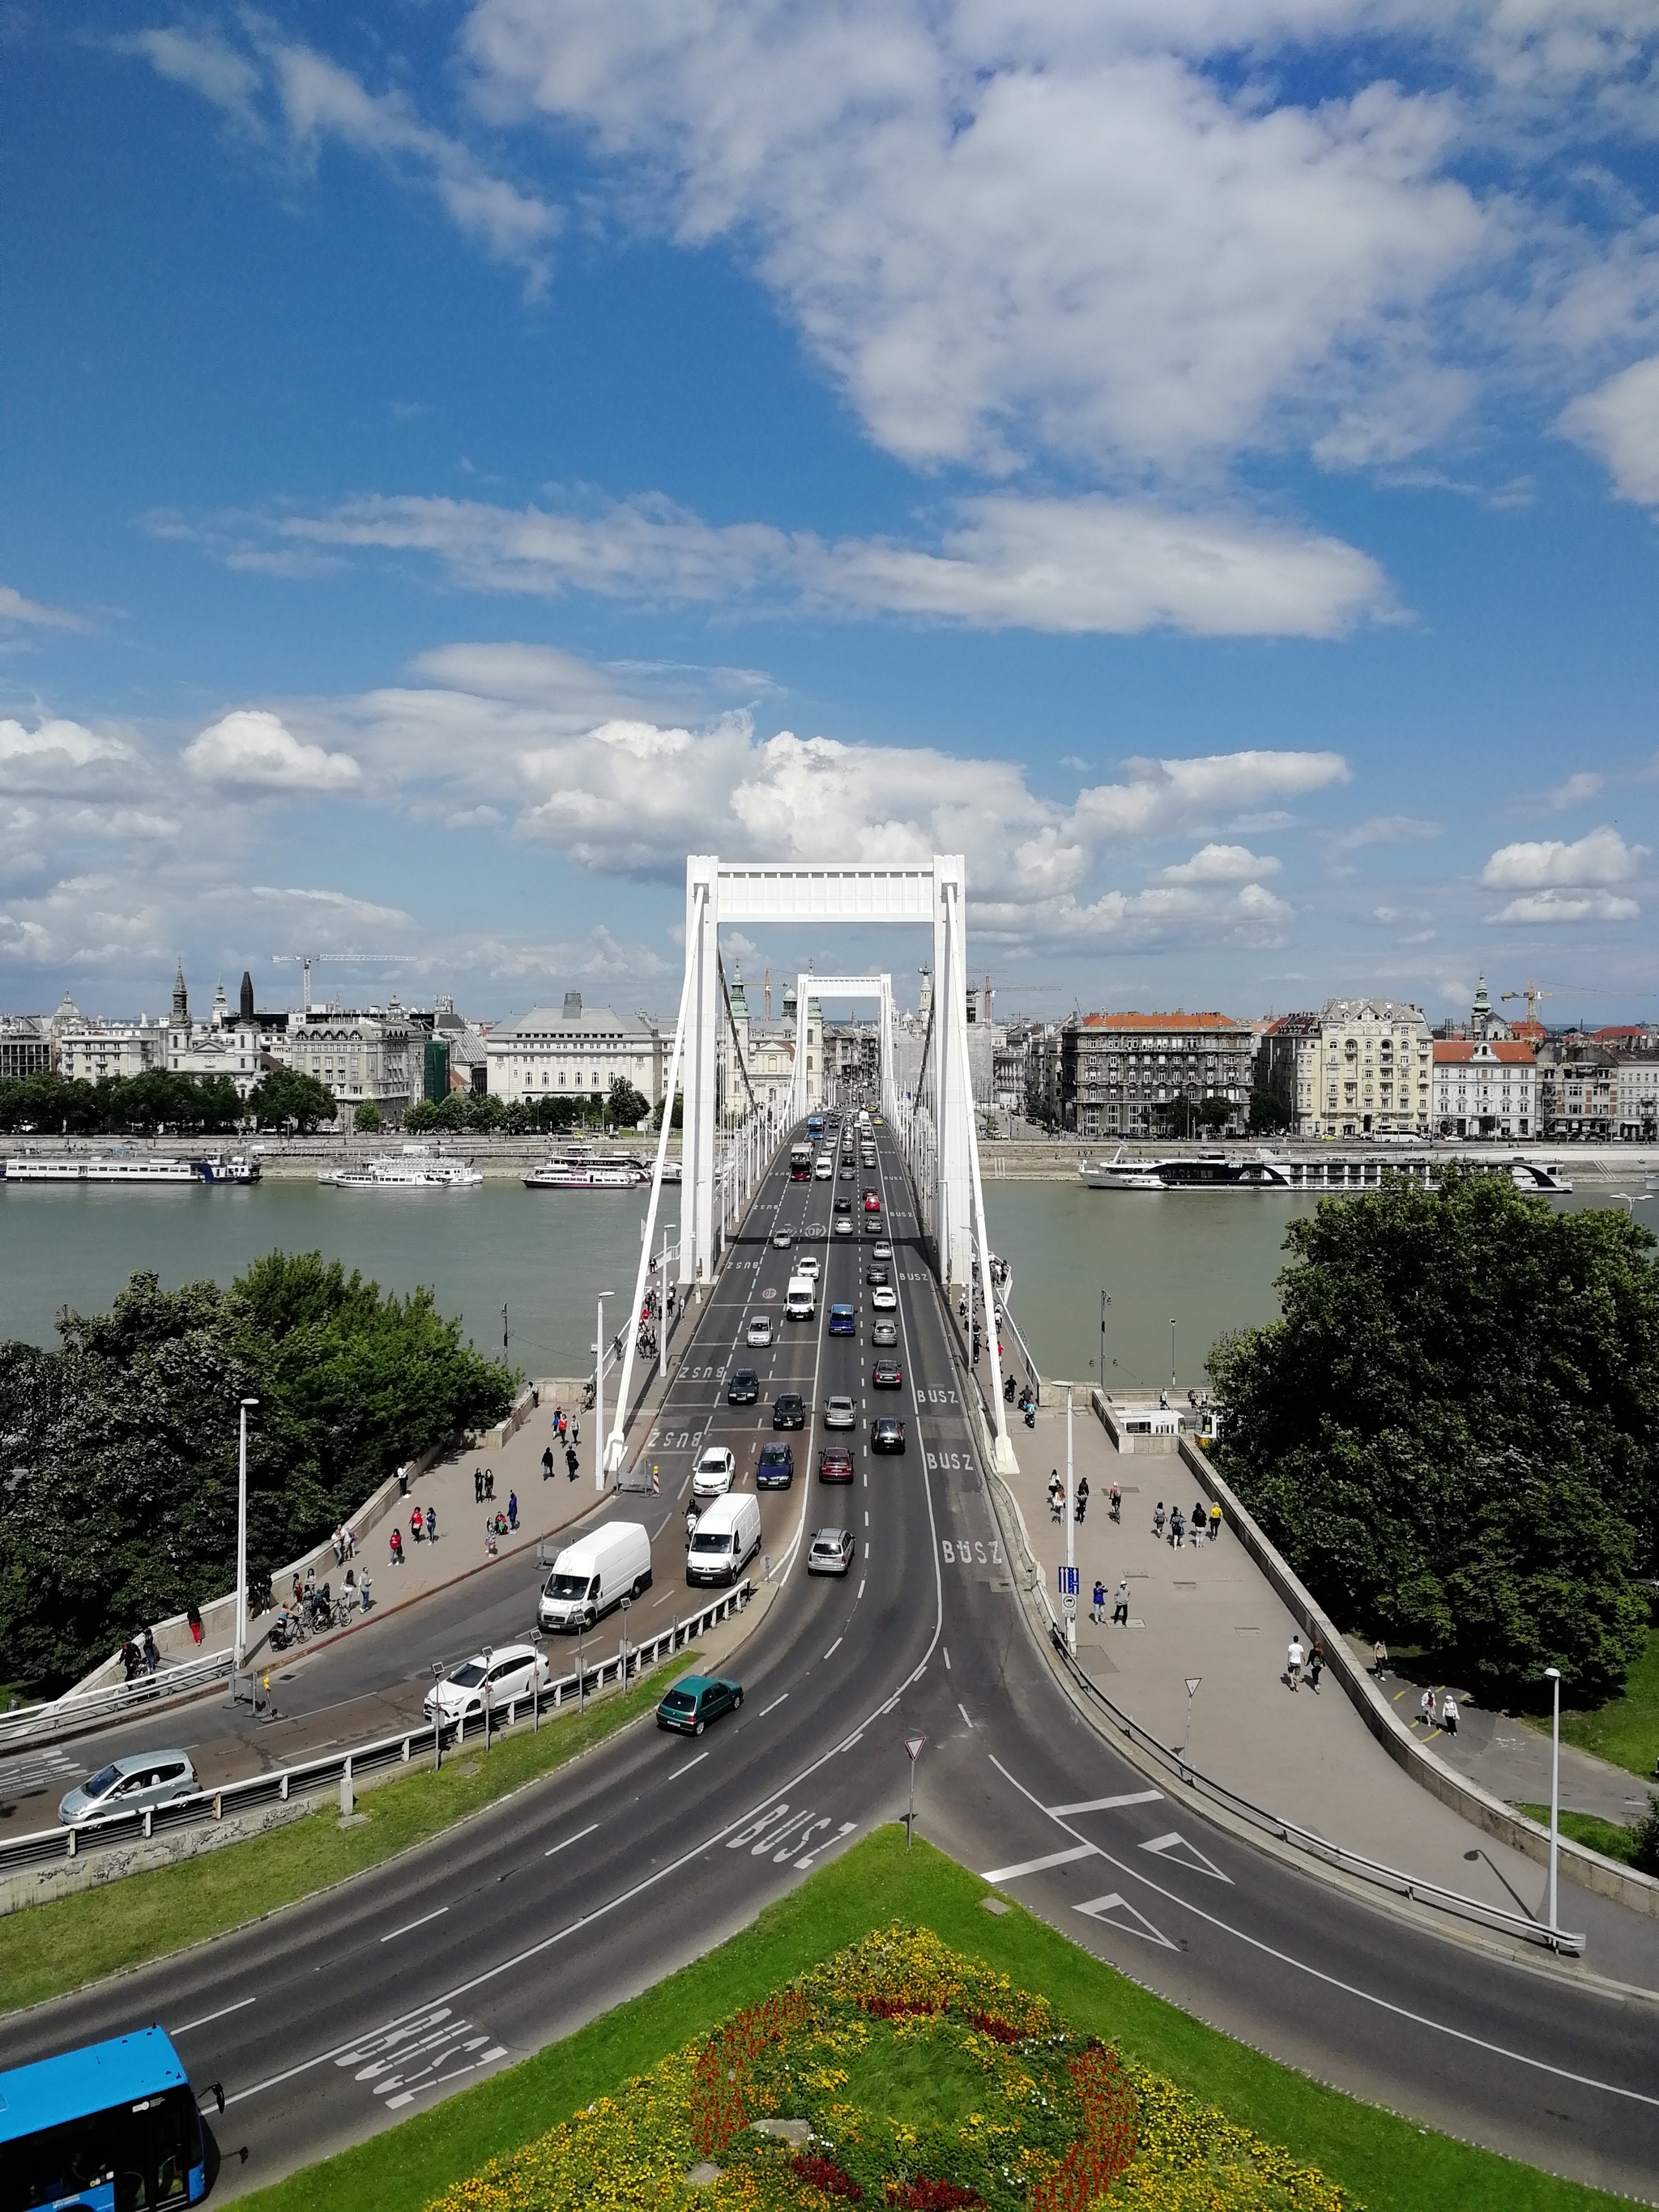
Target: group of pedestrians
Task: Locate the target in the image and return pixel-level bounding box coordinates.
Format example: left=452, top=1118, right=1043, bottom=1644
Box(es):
left=1415, top=1684, right=1461, bottom=1736
left=119, top=1627, right=160, bottom=1681
left=1149, top=1497, right=1222, bottom=1548
left=542, top=1407, right=582, bottom=1482
left=1284, top=1634, right=1327, bottom=1693
left=1088, top=1578, right=1131, bottom=1626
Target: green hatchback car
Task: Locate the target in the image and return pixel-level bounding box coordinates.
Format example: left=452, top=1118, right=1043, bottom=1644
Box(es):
left=656, top=1673, right=744, bottom=1736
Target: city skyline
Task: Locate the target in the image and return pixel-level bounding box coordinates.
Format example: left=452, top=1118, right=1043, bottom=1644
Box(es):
left=3, top=5, right=1657, bottom=1022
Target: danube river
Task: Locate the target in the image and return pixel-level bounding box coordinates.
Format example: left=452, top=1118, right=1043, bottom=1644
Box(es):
left=0, top=1173, right=1647, bottom=1387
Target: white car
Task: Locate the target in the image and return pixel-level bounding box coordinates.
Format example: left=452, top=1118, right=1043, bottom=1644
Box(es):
left=424, top=1643, right=549, bottom=1724
left=808, top=1526, right=855, bottom=1576
left=825, top=1395, right=856, bottom=1430
left=872, top=1241, right=893, bottom=1260
left=795, top=1255, right=821, bottom=1280
left=871, top=1284, right=898, bottom=1311
left=747, top=1315, right=775, bottom=1347
left=772, top=1227, right=792, bottom=1249
left=814, top=1159, right=833, bottom=1179
left=693, top=1445, right=737, bottom=1498
left=834, top=1217, right=853, bottom=1236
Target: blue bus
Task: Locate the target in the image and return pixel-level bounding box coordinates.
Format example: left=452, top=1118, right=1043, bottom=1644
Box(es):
left=1, top=2027, right=223, bottom=2210
left=806, top=1113, right=824, bottom=1140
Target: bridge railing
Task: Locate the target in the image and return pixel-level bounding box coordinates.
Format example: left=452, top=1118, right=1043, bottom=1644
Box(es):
left=0, top=1581, right=753, bottom=1881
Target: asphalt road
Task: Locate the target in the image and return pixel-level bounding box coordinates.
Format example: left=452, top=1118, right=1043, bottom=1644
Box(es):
left=2, top=1111, right=1657, bottom=2201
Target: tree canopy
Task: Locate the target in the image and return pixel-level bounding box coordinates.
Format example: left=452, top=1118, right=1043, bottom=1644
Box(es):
left=0, top=1071, right=244, bottom=1136
left=0, top=1254, right=516, bottom=1692
left=1209, top=1170, right=1657, bottom=1703
left=247, top=1067, right=338, bottom=1132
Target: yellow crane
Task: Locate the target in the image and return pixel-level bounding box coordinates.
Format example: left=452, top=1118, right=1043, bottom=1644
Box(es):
left=272, top=952, right=413, bottom=1017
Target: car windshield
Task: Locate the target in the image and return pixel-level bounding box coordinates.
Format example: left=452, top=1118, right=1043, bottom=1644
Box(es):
left=450, top=1660, right=488, bottom=1687
left=697, top=1452, right=727, bottom=1471
left=662, top=1690, right=697, bottom=1711
left=83, top=1762, right=120, bottom=1798
left=546, top=1573, right=591, bottom=1600
left=691, top=1532, right=734, bottom=1554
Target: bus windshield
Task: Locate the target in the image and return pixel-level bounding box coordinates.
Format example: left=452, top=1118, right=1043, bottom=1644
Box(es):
left=2, top=2028, right=215, bottom=2210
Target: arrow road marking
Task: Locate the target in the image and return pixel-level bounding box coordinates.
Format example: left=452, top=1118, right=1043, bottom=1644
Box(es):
left=1141, top=1831, right=1232, bottom=1883
left=1074, top=1893, right=1178, bottom=1949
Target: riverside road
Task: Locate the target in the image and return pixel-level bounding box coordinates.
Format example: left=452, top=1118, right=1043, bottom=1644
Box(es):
left=1, top=1123, right=1656, bottom=2201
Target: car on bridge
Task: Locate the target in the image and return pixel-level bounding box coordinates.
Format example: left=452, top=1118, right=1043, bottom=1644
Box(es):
left=727, top=1366, right=759, bottom=1404
left=814, top=1157, right=833, bottom=1179
left=872, top=1315, right=898, bottom=1347
left=828, top=1302, right=856, bottom=1336
left=863, top=1191, right=882, bottom=1213
left=772, top=1226, right=793, bottom=1249
left=808, top=1526, right=855, bottom=1576
left=58, top=1749, right=201, bottom=1827
left=834, top=1217, right=853, bottom=1236
left=825, top=1394, right=856, bottom=1429
left=872, top=1240, right=892, bottom=1259
left=838, top=1166, right=854, bottom=1180
left=757, top=1441, right=795, bottom=1489
left=866, top=1264, right=889, bottom=1285
left=746, top=1315, right=775, bottom=1347
left=425, top=1643, right=550, bottom=1727
left=817, top=1443, right=855, bottom=1483
left=872, top=1285, right=898, bottom=1311
left=773, top=1390, right=806, bottom=1429
left=795, top=1254, right=820, bottom=1278
left=834, top=1196, right=852, bottom=1213
left=872, top=1416, right=906, bottom=1453
left=872, top=1357, right=902, bottom=1389
left=656, top=1673, right=744, bottom=1737
left=693, top=1445, right=737, bottom=1498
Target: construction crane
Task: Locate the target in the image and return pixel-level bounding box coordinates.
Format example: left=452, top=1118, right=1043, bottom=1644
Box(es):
left=273, top=953, right=412, bottom=1017
left=1499, top=982, right=1553, bottom=1035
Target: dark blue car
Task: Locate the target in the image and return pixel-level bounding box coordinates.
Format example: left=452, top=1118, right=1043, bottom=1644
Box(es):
left=828, top=1303, right=856, bottom=1336
left=757, top=1441, right=795, bottom=1489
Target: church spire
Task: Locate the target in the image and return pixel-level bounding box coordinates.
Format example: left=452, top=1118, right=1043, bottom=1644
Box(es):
left=171, top=959, right=189, bottom=1025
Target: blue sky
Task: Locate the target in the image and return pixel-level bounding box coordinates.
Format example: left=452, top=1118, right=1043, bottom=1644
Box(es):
left=2, top=2, right=1658, bottom=1027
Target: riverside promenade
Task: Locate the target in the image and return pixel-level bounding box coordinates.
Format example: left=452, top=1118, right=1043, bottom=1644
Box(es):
left=1004, top=1389, right=1655, bottom=1946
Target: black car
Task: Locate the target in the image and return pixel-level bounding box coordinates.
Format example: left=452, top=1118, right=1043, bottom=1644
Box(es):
left=757, top=1440, right=795, bottom=1488
left=656, top=1673, right=744, bottom=1736
left=872, top=1416, right=906, bottom=1453
left=866, top=1264, right=889, bottom=1286
left=834, top=1196, right=852, bottom=1213
left=773, top=1391, right=806, bottom=1429
left=727, top=1366, right=759, bottom=1404
left=872, top=1356, right=903, bottom=1388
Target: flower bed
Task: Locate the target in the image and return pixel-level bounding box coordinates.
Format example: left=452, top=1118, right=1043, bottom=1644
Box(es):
left=429, top=1927, right=1356, bottom=2212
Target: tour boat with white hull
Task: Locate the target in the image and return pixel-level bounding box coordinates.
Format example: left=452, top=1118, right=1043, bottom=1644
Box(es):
left=321, top=1149, right=482, bottom=1190
left=523, top=1153, right=642, bottom=1190
left=2, top=1151, right=260, bottom=1185
left=1081, top=1146, right=1573, bottom=1195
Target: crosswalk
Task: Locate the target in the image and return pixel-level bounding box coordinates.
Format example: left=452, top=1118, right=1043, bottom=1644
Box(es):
left=0, top=1745, right=77, bottom=1805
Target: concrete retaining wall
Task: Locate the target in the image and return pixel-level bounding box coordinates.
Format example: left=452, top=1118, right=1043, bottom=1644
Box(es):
left=0, top=1796, right=318, bottom=1918
left=1119, top=1394, right=1659, bottom=1919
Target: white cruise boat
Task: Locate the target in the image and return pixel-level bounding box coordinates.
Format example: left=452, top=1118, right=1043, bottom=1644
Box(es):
left=321, top=1147, right=482, bottom=1191
left=1508, top=1158, right=1573, bottom=1194
left=523, top=1152, right=642, bottom=1190
left=2, top=1151, right=260, bottom=1185
left=1079, top=1148, right=1297, bottom=1191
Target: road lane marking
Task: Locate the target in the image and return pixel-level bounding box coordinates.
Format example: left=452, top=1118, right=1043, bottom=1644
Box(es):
left=857, top=1578, right=865, bottom=1600
left=958, top=1702, right=975, bottom=1728
left=668, top=1750, right=710, bottom=1779
left=174, top=1996, right=257, bottom=2034
left=825, top=1637, right=843, bottom=1659
left=943, top=1647, right=951, bottom=1670
left=1075, top=1893, right=1177, bottom=1949
left=1141, top=1830, right=1232, bottom=1882
left=1050, top=1791, right=1163, bottom=1816
left=983, top=1843, right=1098, bottom=1882
left=759, top=1694, right=789, bottom=1717
left=382, top=1906, right=450, bottom=1943
left=987, top=1754, right=1657, bottom=2112
left=544, top=1821, right=600, bottom=1858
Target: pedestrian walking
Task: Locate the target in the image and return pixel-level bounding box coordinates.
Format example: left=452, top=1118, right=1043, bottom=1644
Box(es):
left=1171, top=1507, right=1184, bottom=1549
left=1047, top=1472, right=1064, bottom=1525
left=552, top=1404, right=564, bottom=1441
left=187, top=1600, right=203, bottom=1647
left=121, top=1637, right=139, bottom=1682
left=1153, top=1501, right=1166, bottom=1539
left=143, top=1627, right=160, bottom=1677
left=474, top=1468, right=484, bottom=1504
left=1419, top=1686, right=1435, bottom=1728
left=542, top=1446, right=555, bottom=1481
left=1208, top=1502, right=1222, bottom=1543
left=1111, top=1578, right=1130, bottom=1626
left=1372, top=1637, right=1388, bottom=1679
left=424, top=1503, right=437, bottom=1543
left=1308, top=1639, right=1325, bottom=1694
left=571, top=1417, right=581, bottom=1449
left=358, top=1571, right=372, bottom=1612
left=1286, top=1634, right=1304, bottom=1691
left=1193, top=1499, right=1206, bottom=1536
left=410, top=1506, right=424, bottom=1545
left=1108, top=1481, right=1121, bottom=1522
left=485, top=1467, right=496, bottom=1500
left=390, top=1525, right=403, bottom=1566
left=1090, top=1577, right=1106, bottom=1626
left=344, top=1524, right=356, bottom=1559
left=1075, top=1474, right=1090, bottom=1524
left=1441, top=1693, right=1459, bottom=1737
left=331, top=1524, right=344, bottom=1566
left=507, top=1490, right=518, bottom=1532
left=565, top=1443, right=579, bottom=1480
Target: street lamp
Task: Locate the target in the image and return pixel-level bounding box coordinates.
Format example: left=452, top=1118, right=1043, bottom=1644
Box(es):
left=233, top=1397, right=258, bottom=1677
left=594, top=1293, right=610, bottom=1491
left=1545, top=1664, right=1562, bottom=1933
left=1169, top=1318, right=1177, bottom=1390
left=1098, top=1292, right=1111, bottom=1402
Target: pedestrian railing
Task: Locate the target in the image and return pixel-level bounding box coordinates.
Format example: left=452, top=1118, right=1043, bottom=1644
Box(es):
left=0, top=1649, right=233, bottom=1756
left=0, top=1582, right=752, bottom=1882
left=987, top=1470, right=1586, bottom=1957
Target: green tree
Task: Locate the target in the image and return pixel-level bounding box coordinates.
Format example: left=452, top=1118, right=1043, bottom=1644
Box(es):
left=353, top=1099, right=382, bottom=1133
left=248, top=1067, right=338, bottom=1133
left=1208, top=1170, right=1657, bottom=1703
left=1193, top=1095, right=1234, bottom=1134
left=608, top=1075, right=650, bottom=1129
left=1247, top=1087, right=1290, bottom=1136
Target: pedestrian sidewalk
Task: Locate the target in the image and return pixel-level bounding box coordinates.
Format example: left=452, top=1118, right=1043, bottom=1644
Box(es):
left=1006, top=1395, right=1571, bottom=1922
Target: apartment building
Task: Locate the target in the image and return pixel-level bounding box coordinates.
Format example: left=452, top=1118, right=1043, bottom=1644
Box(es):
left=487, top=991, right=663, bottom=1114
left=1307, top=999, right=1431, bottom=1137
left=1431, top=1039, right=1537, bottom=1138
left=1061, top=1011, right=1253, bottom=1140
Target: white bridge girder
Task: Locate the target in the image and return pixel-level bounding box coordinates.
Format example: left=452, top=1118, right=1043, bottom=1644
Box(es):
left=604, top=855, right=1015, bottom=1478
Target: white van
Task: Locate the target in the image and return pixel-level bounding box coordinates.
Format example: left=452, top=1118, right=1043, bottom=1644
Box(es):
left=785, top=1274, right=816, bottom=1320
left=687, top=1493, right=762, bottom=1586
left=538, top=1520, right=652, bottom=1631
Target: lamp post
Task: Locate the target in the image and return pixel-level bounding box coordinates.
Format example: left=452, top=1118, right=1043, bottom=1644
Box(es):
left=233, top=1397, right=258, bottom=1677
left=1169, top=1317, right=1177, bottom=1390
left=594, top=1293, right=610, bottom=1491
left=1098, top=1291, right=1111, bottom=1401
left=1064, top=1387, right=1076, bottom=1658
left=1545, top=1664, right=1562, bottom=1934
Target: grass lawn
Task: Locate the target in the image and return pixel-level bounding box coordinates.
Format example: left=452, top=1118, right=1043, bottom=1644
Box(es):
left=1542, top=1627, right=1659, bottom=1780
left=1514, top=1803, right=1655, bottom=1869
left=0, top=1650, right=697, bottom=2017
left=237, top=1826, right=1626, bottom=2212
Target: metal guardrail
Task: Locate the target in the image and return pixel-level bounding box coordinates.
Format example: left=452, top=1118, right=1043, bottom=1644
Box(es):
left=0, top=1650, right=234, bottom=1755
left=985, top=1469, right=1585, bottom=1957
left=0, top=1582, right=753, bottom=1880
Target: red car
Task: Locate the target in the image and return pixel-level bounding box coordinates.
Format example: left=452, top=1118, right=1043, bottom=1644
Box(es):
left=817, top=1444, right=855, bottom=1483
left=863, top=1191, right=881, bottom=1213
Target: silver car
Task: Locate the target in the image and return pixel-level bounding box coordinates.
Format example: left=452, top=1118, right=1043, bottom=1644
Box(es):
left=808, top=1526, right=855, bottom=1576
left=747, top=1315, right=775, bottom=1346
left=825, top=1394, right=856, bottom=1430
left=58, top=1749, right=199, bottom=1826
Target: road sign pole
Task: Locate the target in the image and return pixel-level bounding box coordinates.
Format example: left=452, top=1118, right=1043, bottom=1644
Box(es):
left=905, top=1734, right=926, bottom=1848
left=1182, top=1676, right=1201, bottom=1758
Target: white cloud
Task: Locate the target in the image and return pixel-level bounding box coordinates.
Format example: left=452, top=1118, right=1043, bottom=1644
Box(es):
left=1546, top=769, right=1606, bottom=808
left=120, top=27, right=262, bottom=123
left=0, top=585, right=88, bottom=631
left=0, top=717, right=139, bottom=794
left=1328, top=812, right=1445, bottom=850
left=278, top=488, right=1389, bottom=637
left=183, top=710, right=363, bottom=794
left=1559, top=354, right=1659, bottom=505
left=1158, top=842, right=1281, bottom=884
left=1480, top=823, right=1645, bottom=889
left=1075, top=751, right=1350, bottom=839
left=1489, top=889, right=1640, bottom=923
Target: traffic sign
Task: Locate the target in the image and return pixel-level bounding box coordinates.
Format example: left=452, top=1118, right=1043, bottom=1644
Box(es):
left=1058, top=1566, right=1079, bottom=1596
left=905, top=1735, right=926, bottom=1762
left=1185, top=1677, right=1202, bottom=1698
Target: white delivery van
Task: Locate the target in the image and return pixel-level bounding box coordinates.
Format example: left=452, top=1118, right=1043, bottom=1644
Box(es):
left=686, top=1493, right=762, bottom=1586
left=538, top=1520, right=652, bottom=1631
left=785, top=1273, right=816, bottom=1321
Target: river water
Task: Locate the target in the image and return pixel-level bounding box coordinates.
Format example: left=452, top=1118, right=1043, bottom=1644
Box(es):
left=0, top=1173, right=1647, bottom=1386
